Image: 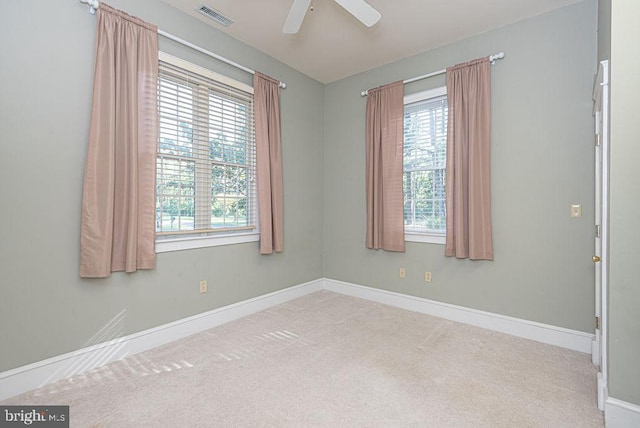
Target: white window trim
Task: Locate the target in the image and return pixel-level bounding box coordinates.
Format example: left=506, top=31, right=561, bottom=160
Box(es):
left=404, top=86, right=446, bottom=105
left=405, top=232, right=446, bottom=245
left=404, top=85, right=447, bottom=246
left=156, top=52, right=258, bottom=253
left=156, top=232, right=259, bottom=253
left=158, top=52, right=253, bottom=94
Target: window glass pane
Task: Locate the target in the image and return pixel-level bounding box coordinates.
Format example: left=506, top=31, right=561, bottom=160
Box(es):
left=403, top=169, right=446, bottom=232
left=157, top=58, right=255, bottom=238
left=211, top=165, right=249, bottom=229
left=403, top=92, right=447, bottom=234
left=158, top=78, right=193, bottom=157
left=156, top=157, right=196, bottom=232
left=209, top=93, right=249, bottom=166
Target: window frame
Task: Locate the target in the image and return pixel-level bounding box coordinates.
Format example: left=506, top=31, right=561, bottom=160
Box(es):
left=403, top=86, right=448, bottom=245
left=155, top=52, right=259, bottom=253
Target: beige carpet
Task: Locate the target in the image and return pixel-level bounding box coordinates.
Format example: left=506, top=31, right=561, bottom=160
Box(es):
left=2, top=291, right=604, bottom=427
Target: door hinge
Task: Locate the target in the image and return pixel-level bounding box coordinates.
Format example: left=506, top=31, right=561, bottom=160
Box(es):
left=595, top=133, right=601, bottom=147
left=596, top=316, right=600, bottom=330
left=596, top=224, right=601, bottom=238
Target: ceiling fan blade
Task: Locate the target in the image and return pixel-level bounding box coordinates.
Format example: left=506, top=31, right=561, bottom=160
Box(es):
left=283, top=0, right=312, bottom=34
left=334, top=0, right=381, bottom=27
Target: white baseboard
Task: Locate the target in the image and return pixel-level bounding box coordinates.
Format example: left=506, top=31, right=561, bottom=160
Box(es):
left=605, top=397, right=640, bottom=428
left=0, top=279, right=323, bottom=402
left=0, top=277, right=595, bottom=402
left=323, top=278, right=594, bottom=354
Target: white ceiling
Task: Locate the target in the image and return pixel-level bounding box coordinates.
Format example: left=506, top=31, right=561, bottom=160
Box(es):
left=163, top=0, right=582, bottom=84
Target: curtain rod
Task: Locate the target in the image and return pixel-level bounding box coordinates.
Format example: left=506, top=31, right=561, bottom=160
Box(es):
left=157, top=30, right=286, bottom=89
left=360, top=52, right=505, bottom=97
left=79, top=0, right=287, bottom=89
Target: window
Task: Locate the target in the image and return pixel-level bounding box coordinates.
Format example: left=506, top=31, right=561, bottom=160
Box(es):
left=156, top=53, right=258, bottom=252
left=403, top=86, right=448, bottom=244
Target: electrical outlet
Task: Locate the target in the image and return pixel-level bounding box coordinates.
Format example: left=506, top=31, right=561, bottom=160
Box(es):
left=199, top=280, right=208, bottom=293
left=399, top=268, right=406, bottom=278
left=424, top=272, right=432, bottom=282
left=570, top=204, right=582, bottom=218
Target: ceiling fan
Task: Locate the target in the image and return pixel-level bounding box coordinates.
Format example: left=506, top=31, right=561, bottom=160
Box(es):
left=283, top=0, right=382, bottom=34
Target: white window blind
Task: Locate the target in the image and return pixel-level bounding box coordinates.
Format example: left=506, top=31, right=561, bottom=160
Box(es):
left=156, top=55, right=256, bottom=239
left=403, top=88, right=448, bottom=235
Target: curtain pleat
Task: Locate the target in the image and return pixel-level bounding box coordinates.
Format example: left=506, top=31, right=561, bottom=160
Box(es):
left=254, top=72, right=284, bottom=254
left=445, top=57, right=493, bottom=260
left=80, top=3, right=159, bottom=277
left=365, top=81, right=405, bottom=252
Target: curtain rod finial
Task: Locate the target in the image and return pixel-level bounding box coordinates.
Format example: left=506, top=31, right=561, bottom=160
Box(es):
left=80, top=0, right=99, bottom=14
left=279, top=82, right=287, bottom=89
left=490, top=51, right=505, bottom=65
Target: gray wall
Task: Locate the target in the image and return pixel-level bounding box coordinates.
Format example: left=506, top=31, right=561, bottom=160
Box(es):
left=608, top=0, right=640, bottom=406
left=323, top=0, right=598, bottom=332
left=0, top=0, right=603, bottom=377
left=597, top=0, right=611, bottom=62
left=0, top=0, right=324, bottom=372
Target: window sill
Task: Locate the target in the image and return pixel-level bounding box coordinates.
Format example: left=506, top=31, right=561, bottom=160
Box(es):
left=405, top=232, right=446, bottom=245
left=156, top=232, right=259, bottom=253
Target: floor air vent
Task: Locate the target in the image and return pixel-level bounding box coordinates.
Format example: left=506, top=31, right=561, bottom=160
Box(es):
left=196, top=4, right=233, bottom=27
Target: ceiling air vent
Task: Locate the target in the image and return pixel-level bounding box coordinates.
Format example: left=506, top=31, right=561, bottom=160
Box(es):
left=196, top=4, right=233, bottom=27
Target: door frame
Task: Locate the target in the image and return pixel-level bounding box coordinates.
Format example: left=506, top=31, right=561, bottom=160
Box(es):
left=593, top=59, right=609, bottom=411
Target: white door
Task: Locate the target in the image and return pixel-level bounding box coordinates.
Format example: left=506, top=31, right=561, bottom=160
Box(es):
left=592, top=59, right=609, bottom=411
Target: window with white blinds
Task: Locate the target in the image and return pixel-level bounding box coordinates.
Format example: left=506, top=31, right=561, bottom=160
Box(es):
left=403, top=86, right=448, bottom=241
left=156, top=53, right=257, bottom=246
